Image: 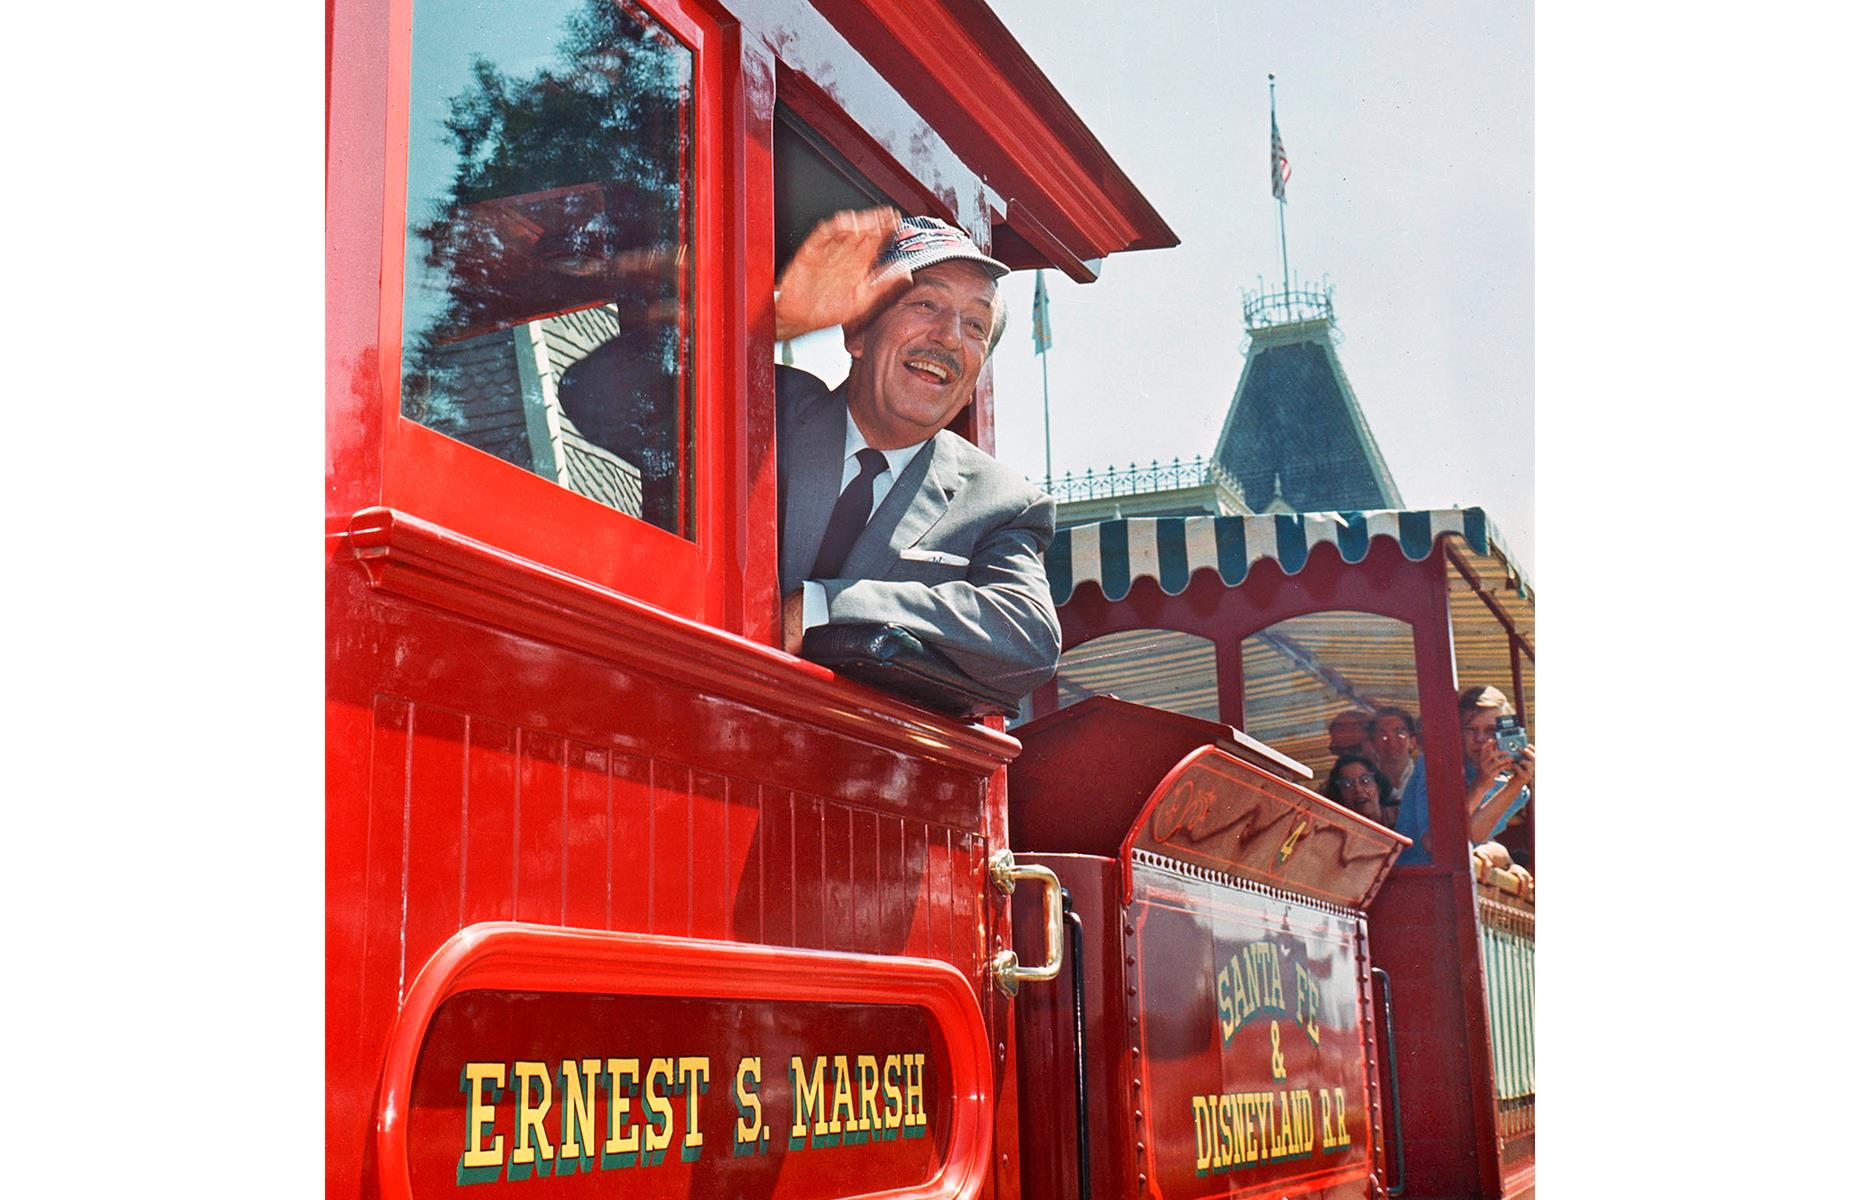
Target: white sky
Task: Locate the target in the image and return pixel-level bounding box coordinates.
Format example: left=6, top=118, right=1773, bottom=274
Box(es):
left=799, top=0, right=1536, bottom=572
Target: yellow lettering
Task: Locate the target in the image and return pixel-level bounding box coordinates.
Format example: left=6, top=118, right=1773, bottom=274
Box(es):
left=734, top=1058, right=762, bottom=1150
left=790, top=1057, right=826, bottom=1143
left=678, top=1057, right=709, bottom=1160
left=461, top=1062, right=506, bottom=1170
left=603, top=1059, right=640, bottom=1158
left=557, top=1059, right=600, bottom=1169
left=511, top=1062, right=555, bottom=1168
left=882, top=1055, right=903, bottom=1132
left=642, top=1058, right=675, bottom=1156
left=1193, top=1096, right=1212, bottom=1173
left=855, top=1055, right=880, bottom=1135
left=826, top=1056, right=854, bottom=1136
left=1332, top=1087, right=1350, bottom=1146
left=904, top=1054, right=926, bottom=1129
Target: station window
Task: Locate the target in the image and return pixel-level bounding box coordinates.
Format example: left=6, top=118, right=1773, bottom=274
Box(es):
left=399, top=0, right=696, bottom=538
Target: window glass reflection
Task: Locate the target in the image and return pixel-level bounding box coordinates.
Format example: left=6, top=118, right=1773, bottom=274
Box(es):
left=400, top=0, right=695, bottom=537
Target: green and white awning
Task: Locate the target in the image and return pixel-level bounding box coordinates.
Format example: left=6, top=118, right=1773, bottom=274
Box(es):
left=1045, top=508, right=1529, bottom=606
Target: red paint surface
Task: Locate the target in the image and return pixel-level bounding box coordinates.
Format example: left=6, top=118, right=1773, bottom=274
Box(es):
left=1127, top=864, right=1376, bottom=1200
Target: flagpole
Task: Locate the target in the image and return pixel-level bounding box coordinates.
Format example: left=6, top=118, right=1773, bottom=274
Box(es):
left=1041, top=347, right=1052, bottom=488
left=1033, top=268, right=1054, bottom=488
left=1271, top=74, right=1290, bottom=301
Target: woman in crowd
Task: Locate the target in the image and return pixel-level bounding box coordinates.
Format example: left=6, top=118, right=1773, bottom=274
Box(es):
left=1323, top=754, right=1398, bottom=826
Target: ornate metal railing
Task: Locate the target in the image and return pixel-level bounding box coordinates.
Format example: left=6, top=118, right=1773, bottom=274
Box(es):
left=1242, top=284, right=1334, bottom=330
left=1040, top=455, right=1241, bottom=503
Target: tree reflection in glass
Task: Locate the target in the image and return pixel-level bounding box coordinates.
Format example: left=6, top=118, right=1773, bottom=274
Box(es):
left=400, top=0, right=695, bottom=537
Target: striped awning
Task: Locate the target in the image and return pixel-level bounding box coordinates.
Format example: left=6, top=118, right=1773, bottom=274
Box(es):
left=1045, top=508, right=1530, bottom=606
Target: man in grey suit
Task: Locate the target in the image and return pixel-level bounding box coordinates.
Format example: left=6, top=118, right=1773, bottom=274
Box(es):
left=771, top=209, right=1060, bottom=702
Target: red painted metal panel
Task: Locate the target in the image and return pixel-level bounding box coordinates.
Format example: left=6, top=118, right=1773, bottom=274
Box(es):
left=1125, top=863, right=1376, bottom=1200
left=406, top=705, right=469, bottom=956
left=374, top=924, right=995, bottom=1200
left=1121, top=749, right=1403, bottom=912
left=686, top=769, right=738, bottom=941
left=563, top=743, right=612, bottom=931
left=609, top=751, right=654, bottom=933
left=515, top=731, right=568, bottom=926
left=651, top=760, right=696, bottom=937
left=461, top=717, right=519, bottom=926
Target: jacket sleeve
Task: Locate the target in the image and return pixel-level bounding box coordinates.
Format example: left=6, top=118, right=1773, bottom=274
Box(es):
left=816, top=492, right=1062, bottom=701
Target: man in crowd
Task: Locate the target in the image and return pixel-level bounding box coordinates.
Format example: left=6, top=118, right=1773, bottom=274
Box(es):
left=1327, top=709, right=1376, bottom=760
left=769, top=208, right=1060, bottom=703
left=1370, top=706, right=1421, bottom=798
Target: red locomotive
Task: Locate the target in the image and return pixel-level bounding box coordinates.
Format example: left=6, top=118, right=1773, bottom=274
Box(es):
left=326, top=2, right=1534, bottom=1199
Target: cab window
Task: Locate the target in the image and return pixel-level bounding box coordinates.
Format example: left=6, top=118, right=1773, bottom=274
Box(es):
left=399, top=0, right=696, bottom=538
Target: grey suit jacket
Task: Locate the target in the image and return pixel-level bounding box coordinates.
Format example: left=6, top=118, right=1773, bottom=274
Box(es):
left=776, top=366, right=1061, bottom=700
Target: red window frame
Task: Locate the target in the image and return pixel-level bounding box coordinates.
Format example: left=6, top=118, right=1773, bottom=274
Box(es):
left=373, top=0, right=743, bottom=628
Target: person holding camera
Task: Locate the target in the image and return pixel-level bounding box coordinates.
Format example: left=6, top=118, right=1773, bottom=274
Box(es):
left=1459, top=685, right=1534, bottom=837
left=1393, top=685, right=1535, bottom=865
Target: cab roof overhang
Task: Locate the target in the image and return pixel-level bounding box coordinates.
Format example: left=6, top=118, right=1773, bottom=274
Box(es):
left=811, top=0, right=1180, bottom=282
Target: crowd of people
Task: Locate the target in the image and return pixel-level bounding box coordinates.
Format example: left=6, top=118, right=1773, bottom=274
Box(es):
left=1318, top=687, right=1536, bottom=866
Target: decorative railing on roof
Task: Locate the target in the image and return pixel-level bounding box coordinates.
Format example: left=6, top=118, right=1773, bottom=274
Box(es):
left=1242, top=284, right=1334, bottom=330
left=1041, top=455, right=1242, bottom=503
left=1045, top=507, right=1528, bottom=605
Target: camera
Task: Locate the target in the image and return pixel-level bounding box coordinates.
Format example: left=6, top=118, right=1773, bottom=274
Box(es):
left=1495, top=714, right=1527, bottom=757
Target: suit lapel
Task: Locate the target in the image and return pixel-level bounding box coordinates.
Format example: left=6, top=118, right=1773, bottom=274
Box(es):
left=841, top=433, right=957, bottom=582
left=782, top=383, right=849, bottom=592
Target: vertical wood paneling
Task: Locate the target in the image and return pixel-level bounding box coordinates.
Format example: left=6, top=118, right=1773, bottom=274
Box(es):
left=850, top=807, right=879, bottom=950
left=374, top=696, right=988, bottom=986
left=758, top=789, right=796, bottom=947
left=460, top=717, right=516, bottom=926
left=926, top=826, right=953, bottom=964
left=794, top=793, right=825, bottom=949
left=514, top=730, right=566, bottom=924
left=365, top=696, right=412, bottom=1016
left=649, top=761, right=693, bottom=936
left=688, top=769, right=731, bottom=939
left=726, top=784, right=765, bottom=943
left=900, top=820, right=931, bottom=959
left=403, top=705, right=466, bottom=970
left=823, top=801, right=854, bottom=952
left=610, top=751, right=652, bottom=930
left=956, top=834, right=986, bottom=981
left=562, top=742, right=610, bottom=930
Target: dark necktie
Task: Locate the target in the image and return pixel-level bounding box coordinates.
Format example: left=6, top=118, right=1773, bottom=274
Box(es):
left=811, top=448, right=890, bottom=578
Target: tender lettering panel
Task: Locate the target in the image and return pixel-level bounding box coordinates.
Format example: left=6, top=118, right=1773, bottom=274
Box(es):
left=1129, top=862, right=1374, bottom=1199
left=412, top=991, right=947, bottom=1198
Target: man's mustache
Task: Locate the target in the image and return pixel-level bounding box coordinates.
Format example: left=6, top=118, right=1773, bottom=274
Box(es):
left=904, top=347, right=961, bottom=375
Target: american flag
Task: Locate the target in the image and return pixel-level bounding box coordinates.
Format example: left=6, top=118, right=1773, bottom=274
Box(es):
left=1271, top=113, right=1290, bottom=201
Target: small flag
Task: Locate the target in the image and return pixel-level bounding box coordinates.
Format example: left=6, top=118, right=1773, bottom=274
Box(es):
left=1271, top=113, right=1290, bottom=201
left=1031, top=269, right=1053, bottom=355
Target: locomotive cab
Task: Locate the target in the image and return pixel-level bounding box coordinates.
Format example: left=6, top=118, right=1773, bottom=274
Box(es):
left=326, top=3, right=1174, bottom=1199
